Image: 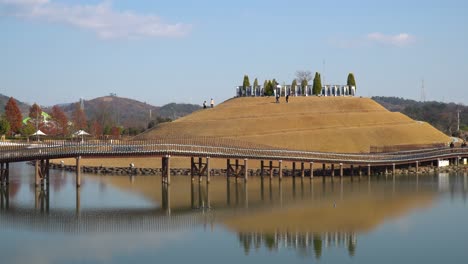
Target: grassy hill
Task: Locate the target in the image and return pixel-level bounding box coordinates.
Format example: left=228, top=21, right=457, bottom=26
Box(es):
left=135, top=96, right=450, bottom=153
left=373, top=96, right=468, bottom=136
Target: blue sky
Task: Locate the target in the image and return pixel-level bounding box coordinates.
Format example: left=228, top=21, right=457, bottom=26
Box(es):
left=1, top=0, right=467, bottom=106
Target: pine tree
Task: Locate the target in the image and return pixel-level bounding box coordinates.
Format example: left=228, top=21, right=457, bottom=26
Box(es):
left=313, top=72, right=322, bottom=95
left=242, top=75, right=250, bottom=94
left=347, top=73, right=356, bottom=89
left=301, top=79, right=308, bottom=95
left=4, top=97, right=23, bottom=134
left=264, top=80, right=274, bottom=96
left=291, top=79, right=297, bottom=95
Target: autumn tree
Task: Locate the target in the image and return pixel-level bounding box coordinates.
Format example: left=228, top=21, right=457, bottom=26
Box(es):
left=4, top=97, right=23, bottom=134
left=28, top=103, right=43, bottom=131
left=90, top=120, right=103, bottom=137
left=51, top=105, right=69, bottom=136
left=72, top=102, right=87, bottom=130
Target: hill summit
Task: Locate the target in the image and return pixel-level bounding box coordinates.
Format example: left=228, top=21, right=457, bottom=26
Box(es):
left=135, top=96, right=450, bottom=153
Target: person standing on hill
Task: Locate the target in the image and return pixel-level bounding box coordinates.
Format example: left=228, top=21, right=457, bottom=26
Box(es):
left=286, top=94, right=289, bottom=103
left=203, top=101, right=207, bottom=109
left=210, top=98, right=214, bottom=108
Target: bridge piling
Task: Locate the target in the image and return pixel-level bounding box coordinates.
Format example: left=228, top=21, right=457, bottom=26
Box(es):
left=292, top=162, right=296, bottom=178
left=310, top=162, right=314, bottom=179
left=191, top=157, right=195, bottom=181
left=339, top=163, right=343, bottom=177
left=35, top=160, right=40, bottom=187
left=331, top=164, right=335, bottom=178
left=322, top=164, right=326, bottom=177
left=76, top=156, right=81, bottom=188
left=269, top=161, right=273, bottom=179
left=392, top=163, right=396, bottom=175
left=415, top=161, right=419, bottom=174
left=367, top=164, right=371, bottom=177
left=301, top=162, right=305, bottom=179
left=206, top=157, right=211, bottom=183
left=244, top=159, right=248, bottom=182
left=260, top=160, right=264, bottom=178
left=279, top=160, right=283, bottom=181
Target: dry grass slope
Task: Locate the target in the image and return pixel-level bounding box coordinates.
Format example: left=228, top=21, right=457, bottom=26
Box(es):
left=136, top=97, right=449, bottom=153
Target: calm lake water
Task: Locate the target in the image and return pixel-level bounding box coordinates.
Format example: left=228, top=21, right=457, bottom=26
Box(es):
left=0, top=162, right=467, bottom=264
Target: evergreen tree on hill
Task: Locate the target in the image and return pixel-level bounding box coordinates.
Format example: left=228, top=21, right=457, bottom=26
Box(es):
left=347, top=73, right=356, bottom=89
left=313, top=72, right=322, bottom=95
left=242, top=75, right=250, bottom=95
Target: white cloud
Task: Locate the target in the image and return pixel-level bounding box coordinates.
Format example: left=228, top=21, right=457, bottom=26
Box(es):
left=366, top=32, right=415, bottom=47
left=0, top=0, right=191, bottom=39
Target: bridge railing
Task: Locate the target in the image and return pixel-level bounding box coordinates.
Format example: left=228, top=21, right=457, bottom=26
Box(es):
left=0, top=139, right=467, bottom=165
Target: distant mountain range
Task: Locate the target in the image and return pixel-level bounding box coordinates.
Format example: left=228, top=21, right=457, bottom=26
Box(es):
left=0, top=94, right=30, bottom=115
left=372, top=96, right=467, bottom=136
left=0, top=93, right=201, bottom=129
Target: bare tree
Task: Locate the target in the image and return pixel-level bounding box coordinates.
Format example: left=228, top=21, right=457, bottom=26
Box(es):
left=296, top=70, right=313, bottom=83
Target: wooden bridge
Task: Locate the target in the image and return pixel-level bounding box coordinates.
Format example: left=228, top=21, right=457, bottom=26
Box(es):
left=0, top=138, right=467, bottom=187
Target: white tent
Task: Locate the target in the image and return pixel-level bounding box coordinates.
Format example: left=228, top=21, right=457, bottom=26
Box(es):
left=31, top=130, right=46, bottom=141
left=32, top=130, right=46, bottom=136
left=74, top=130, right=90, bottom=142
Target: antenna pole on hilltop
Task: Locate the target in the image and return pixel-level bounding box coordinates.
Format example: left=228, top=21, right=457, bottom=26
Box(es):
left=420, top=79, right=426, bottom=102
left=457, top=109, right=461, bottom=132
left=322, top=59, right=326, bottom=84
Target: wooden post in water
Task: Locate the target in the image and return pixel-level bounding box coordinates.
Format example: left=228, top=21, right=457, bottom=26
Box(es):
left=45, top=159, right=50, bottom=188
left=199, top=157, right=203, bottom=182
left=322, top=163, right=326, bottom=176
left=260, top=160, right=264, bottom=178
left=76, top=156, right=81, bottom=188
left=166, top=155, right=171, bottom=185
left=206, top=157, right=210, bottom=183
left=331, top=164, right=335, bottom=178
left=5, top=163, right=9, bottom=185
left=392, top=163, right=396, bottom=175
left=301, top=162, right=305, bottom=179
left=278, top=160, right=283, bottom=181
left=310, top=162, right=314, bottom=179
left=292, top=162, right=296, bottom=178
left=226, top=159, right=231, bottom=178
left=244, top=158, right=248, bottom=182
left=35, top=160, right=40, bottom=187
left=191, top=157, right=195, bottom=181
left=415, top=161, right=419, bottom=174
left=350, top=165, right=354, bottom=177
left=269, top=161, right=273, bottom=179
left=339, top=163, right=343, bottom=177
left=367, top=164, right=371, bottom=177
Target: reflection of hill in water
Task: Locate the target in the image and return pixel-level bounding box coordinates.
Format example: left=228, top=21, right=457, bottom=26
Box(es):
left=95, top=174, right=436, bottom=233
left=224, top=193, right=433, bottom=234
